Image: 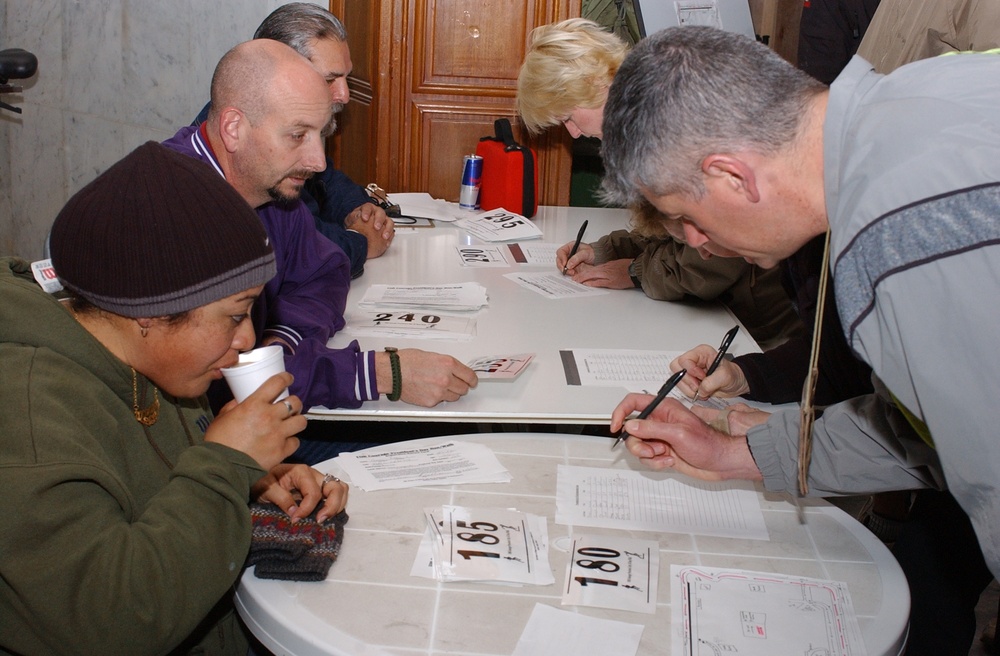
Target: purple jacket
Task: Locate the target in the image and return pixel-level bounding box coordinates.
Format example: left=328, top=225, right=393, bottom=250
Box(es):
left=162, top=125, right=378, bottom=409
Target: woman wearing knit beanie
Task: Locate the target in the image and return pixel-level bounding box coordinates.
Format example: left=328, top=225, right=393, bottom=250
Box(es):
left=0, top=142, right=349, bottom=655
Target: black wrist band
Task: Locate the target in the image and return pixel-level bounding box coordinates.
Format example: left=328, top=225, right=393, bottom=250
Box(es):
left=385, top=347, right=402, bottom=401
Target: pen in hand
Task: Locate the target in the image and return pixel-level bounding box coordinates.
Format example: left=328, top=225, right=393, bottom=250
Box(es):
left=562, top=219, right=589, bottom=275
left=612, top=369, right=687, bottom=449
left=693, top=324, right=740, bottom=402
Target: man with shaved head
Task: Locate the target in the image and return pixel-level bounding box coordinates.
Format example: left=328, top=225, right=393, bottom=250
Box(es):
left=164, top=39, right=477, bottom=416
left=194, top=3, right=393, bottom=279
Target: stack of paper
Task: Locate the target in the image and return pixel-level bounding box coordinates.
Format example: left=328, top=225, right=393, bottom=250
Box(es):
left=358, top=283, right=488, bottom=312
left=455, top=208, right=544, bottom=242
left=334, top=441, right=511, bottom=491
left=344, top=310, right=477, bottom=341
left=387, top=192, right=463, bottom=222
left=416, top=505, right=554, bottom=585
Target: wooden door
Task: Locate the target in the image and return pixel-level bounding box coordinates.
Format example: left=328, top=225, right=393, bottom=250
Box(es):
left=329, top=0, right=578, bottom=206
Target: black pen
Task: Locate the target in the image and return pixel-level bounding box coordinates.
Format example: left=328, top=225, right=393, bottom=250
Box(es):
left=612, top=369, right=687, bottom=449
left=694, top=324, right=740, bottom=402
left=562, top=219, right=589, bottom=275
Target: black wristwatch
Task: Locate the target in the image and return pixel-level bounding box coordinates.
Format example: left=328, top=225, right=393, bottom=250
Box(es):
left=627, top=259, right=642, bottom=288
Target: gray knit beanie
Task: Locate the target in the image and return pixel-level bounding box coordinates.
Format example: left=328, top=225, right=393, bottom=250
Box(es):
left=50, top=141, right=275, bottom=317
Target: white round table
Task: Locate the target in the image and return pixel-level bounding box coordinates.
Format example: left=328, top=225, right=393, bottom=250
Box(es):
left=236, top=433, right=909, bottom=655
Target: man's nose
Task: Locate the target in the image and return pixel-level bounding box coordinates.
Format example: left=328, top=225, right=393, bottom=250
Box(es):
left=329, top=78, right=350, bottom=105
left=682, top=222, right=710, bottom=248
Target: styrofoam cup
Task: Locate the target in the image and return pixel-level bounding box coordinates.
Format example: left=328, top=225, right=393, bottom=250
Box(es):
left=220, top=345, right=290, bottom=403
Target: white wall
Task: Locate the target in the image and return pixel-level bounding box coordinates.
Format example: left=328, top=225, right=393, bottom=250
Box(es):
left=0, top=0, right=322, bottom=260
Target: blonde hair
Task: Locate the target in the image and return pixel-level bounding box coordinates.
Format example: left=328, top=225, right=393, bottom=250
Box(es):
left=516, top=18, right=629, bottom=135
left=630, top=199, right=679, bottom=240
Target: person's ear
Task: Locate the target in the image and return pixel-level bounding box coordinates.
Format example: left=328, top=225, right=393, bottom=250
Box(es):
left=135, top=317, right=154, bottom=339
left=217, top=107, right=246, bottom=154
left=702, top=154, right=760, bottom=203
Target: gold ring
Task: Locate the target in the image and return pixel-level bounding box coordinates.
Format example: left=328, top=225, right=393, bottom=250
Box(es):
left=282, top=400, right=294, bottom=417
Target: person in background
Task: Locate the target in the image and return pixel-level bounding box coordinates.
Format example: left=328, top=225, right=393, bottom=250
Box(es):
left=517, top=18, right=805, bottom=350
left=168, top=39, right=477, bottom=416
left=194, top=3, right=394, bottom=279
left=0, top=141, right=348, bottom=655
left=797, top=0, right=880, bottom=84
left=600, top=24, right=1000, bottom=605
left=856, top=0, right=1000, bottom=74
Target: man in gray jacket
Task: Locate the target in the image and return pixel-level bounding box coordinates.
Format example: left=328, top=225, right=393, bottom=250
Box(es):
left=601, top=26, right=1000, bottom=584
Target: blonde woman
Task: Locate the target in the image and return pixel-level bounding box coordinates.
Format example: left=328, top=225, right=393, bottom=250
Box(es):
left=516, top=18, right=804, bottom=350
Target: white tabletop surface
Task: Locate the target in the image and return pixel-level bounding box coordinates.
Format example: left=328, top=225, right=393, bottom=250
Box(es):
left=310, top=206, right=759, bottom=424
left=236, top=433, right=909, bottom=656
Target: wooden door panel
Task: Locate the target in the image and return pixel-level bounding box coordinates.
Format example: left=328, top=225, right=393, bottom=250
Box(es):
left=411, top=104, right=512, bottom=201
left=335, top=93, right=373, bottom=187
left=331, top=0, right=577, bottom=204
left=415, top=0, right=532, bottom=91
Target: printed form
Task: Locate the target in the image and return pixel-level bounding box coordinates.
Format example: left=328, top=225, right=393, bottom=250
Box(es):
left=672, top=565, right=867, bottom=656
left=556, top=465, right=769, bottom=540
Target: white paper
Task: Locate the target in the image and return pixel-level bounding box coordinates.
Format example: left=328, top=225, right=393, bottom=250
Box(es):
left=672, top=565, right=867, bottom=656
left=357, top=283, right=488, bottom=312
left=335, top=441, right=511, bottom=491
left=556, top=465, right=769, bottom=540
left=387, top=192, right=462, bottom=222
left=562, top=534, right=659, bottom=614
left=503, top=272, right=610, bottom=299
left=512, top=604, right=644, bottom=656
left=344, top=310, right=477, bottom=340
left=561, top=348, right=733, bottom=409
left=565, top=349, right=685, bottom=389
left=506, top=241, right=562, bottom=266
left=423, top=505, right=554, bottom=585
left=455, top=244, right=510, bottom=267
left=454, top=208, right=544, bottom=242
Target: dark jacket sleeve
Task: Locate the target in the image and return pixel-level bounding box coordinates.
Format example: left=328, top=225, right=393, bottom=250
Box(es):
left=592, top=230, right=751, bottom=301
left=734, top=236, right=874, bottom=404
left=303, top=168, right=370, bottom=279
left=255, top=204, right=371, bottom=410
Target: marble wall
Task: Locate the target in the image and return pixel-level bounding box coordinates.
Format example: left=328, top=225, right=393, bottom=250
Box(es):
left=0, top=0, right=322, bottom=260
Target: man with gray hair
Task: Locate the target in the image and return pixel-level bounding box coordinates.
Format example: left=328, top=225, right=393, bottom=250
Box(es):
left=601, top=26, right=1000, bottom=585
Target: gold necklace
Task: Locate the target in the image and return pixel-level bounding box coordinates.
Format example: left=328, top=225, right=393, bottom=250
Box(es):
left=131, top=367, right=160, bottom=426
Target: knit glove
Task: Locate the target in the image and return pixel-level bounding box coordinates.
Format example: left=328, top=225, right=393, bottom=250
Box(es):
left=247, top=502, right=349, bottom=582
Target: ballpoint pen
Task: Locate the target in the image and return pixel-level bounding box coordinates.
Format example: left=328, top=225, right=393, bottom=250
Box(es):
left=562, top=219, right=589, bottom=275
left=693, top=324, right=740, bottom=402
left=611, top=368, right=687, bottom=449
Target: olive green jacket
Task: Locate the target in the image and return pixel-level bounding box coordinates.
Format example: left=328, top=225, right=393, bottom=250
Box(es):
left=0, top=258, right=265, bottom=655
left=593, top=230, right=806, bottom=350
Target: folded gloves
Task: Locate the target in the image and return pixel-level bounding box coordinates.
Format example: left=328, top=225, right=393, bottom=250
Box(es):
left=247, top=502, right=349, bottom=582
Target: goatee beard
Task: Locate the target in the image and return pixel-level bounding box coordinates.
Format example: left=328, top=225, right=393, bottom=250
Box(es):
left=267, top=185, right=302, bottom=208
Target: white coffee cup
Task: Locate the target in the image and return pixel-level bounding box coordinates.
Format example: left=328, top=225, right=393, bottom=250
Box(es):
left=220, top=345, right=290, bottom=403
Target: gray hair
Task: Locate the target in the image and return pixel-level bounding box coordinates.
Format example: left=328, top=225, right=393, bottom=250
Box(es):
left=600, top=26, right=825, bottom=205
left=253, top=2, right=348, bottom=58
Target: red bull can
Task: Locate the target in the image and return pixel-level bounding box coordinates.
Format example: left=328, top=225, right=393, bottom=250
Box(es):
left=459, top=154, right=483, bottom=210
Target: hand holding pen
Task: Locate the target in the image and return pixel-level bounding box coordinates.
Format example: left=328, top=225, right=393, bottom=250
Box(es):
left=562, top=219, right=589, bottom=275
left=612, top=369, right=686, bottom=449
left=693, top=325, right=739, bottom=402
